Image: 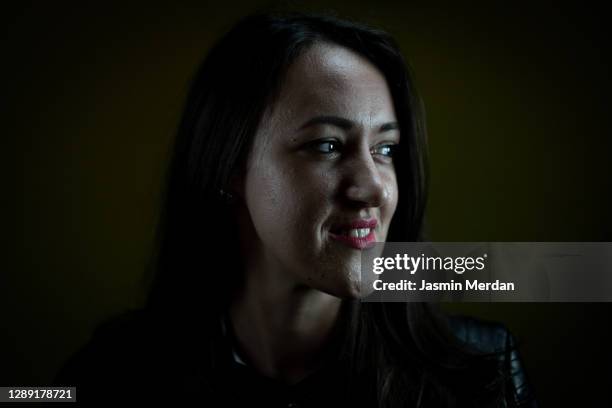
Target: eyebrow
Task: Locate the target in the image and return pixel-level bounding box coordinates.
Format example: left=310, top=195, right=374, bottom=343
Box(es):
left=297, top=115, right=399, bottom=133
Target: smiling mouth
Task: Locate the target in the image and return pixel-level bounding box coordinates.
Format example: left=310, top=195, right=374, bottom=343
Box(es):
left=329, top=228, right=376, bottom=249
left=335, top=228, right=372, bottom=238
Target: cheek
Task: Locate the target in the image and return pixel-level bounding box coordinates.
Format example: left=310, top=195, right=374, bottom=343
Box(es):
left=246, top=162, right=335, bottom=249
left=385, top=171, right=399, bottom=207
left=381, top=172, right=399, bottom=230
left=245, top=163, right=308, bottom=236
left=292, top=168, right=336, bottom=236
left=245, top=167, right=291, bottom=231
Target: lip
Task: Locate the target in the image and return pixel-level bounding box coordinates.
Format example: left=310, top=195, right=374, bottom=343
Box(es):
left=328, top=219, right=378, bottom=250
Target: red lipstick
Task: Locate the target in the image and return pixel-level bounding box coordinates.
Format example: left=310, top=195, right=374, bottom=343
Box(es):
left=329, top=219, right=377, bottom=250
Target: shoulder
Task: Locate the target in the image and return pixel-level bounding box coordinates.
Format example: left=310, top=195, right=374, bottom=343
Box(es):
left=446, top=314, right=512, bottom=354
left=54, top=309, right=153, bottom=377
left=53, top=309, right=172, bottom=402
left=54, top=309, right=220, bottom=403
left=445, top=314, right=539, bottom=408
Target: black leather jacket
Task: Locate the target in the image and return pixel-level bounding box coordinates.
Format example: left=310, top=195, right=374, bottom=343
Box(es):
left=448, top=315, right=538, bottom=407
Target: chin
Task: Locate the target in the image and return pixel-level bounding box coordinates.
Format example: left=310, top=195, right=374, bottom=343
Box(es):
left=305, top=257, right=372, bottom=298
left=323, top=274, right=375, bottom=300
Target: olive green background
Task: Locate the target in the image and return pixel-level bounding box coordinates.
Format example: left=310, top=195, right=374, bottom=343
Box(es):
left=5, top=0, right=611, bottom=405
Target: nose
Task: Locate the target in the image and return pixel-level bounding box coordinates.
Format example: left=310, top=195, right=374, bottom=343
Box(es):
left=341, top=147, right=389, bottom=208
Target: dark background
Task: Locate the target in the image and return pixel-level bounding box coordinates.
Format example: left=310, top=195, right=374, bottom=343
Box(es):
left=5, top=0, right=612, bottom=405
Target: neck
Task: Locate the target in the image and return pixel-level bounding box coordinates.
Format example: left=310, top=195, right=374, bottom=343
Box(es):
left=229, top=274, right=344, bottom=385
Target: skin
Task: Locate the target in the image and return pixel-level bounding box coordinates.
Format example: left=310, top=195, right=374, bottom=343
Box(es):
left=229, top=42, right=400, bottom=384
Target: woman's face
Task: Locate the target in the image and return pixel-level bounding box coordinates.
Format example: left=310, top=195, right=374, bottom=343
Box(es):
left=237, top=42, right=399, bottom=298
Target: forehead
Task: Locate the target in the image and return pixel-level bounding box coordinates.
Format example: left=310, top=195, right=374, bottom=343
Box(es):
left=267, top=42, right=395, bottom=124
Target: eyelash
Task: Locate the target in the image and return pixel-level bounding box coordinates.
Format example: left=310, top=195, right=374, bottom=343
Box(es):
left=309, top=139, right=398, bottom=159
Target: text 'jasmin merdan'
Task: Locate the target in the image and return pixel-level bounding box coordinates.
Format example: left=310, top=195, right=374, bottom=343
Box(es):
left=372, top=254, right=488, bottom=275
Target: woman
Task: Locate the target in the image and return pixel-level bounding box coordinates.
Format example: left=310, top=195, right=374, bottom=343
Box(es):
left=56, top=12, right=537, bottom=407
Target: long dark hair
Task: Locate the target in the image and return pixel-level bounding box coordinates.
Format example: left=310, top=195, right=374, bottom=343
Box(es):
left=145, top=12, right=507, bottom=407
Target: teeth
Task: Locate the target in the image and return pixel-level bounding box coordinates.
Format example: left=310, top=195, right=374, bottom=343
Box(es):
left=347, top=228, right=371, bottom=238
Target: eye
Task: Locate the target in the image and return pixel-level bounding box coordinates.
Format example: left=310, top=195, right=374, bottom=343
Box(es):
left=310, top=139, right=341, bottom=154
left=371, top=143, right=398, bottom=158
